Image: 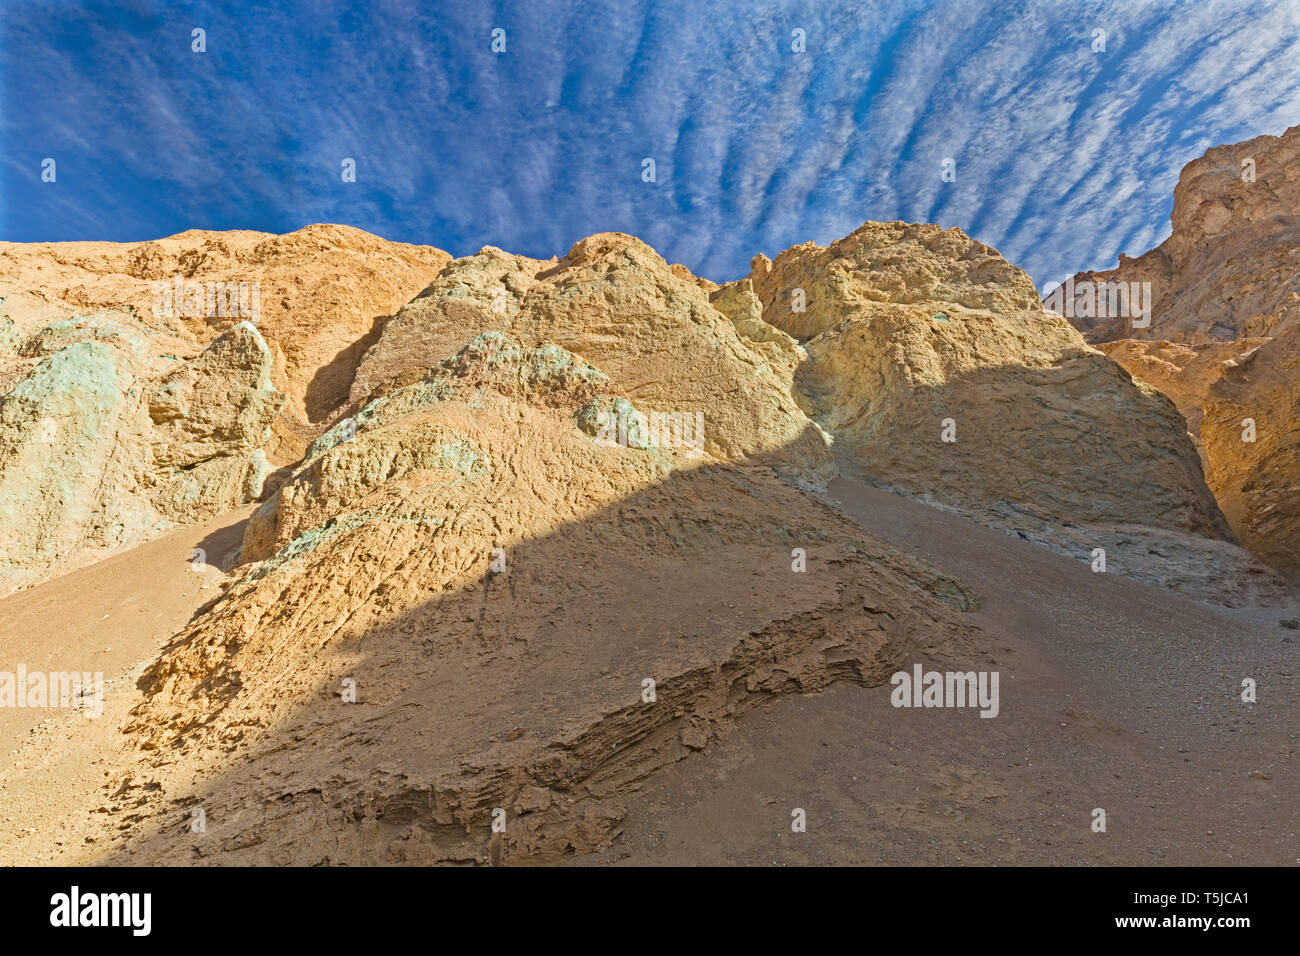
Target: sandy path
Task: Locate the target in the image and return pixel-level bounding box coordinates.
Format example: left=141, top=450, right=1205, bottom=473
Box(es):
left=0, top=507, right=251, bottom=865
left=576, top=477, right=1299, bottom=865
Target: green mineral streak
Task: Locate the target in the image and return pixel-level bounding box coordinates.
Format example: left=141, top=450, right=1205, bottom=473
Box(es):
left=932, top=312, right=950, bottom=322
left=303, top=373, right=473, bottom=464
left=306, top=417, right=358, bottom=459
left=460, top=330, right=522, bottom=365
left=575, top=396, right=652, bottom=450
left=611, top=397, right=647, bottom=446
left=253, top=509, right=446, bottom=579
left=429, top=436, right=484, bottom=475
left=533, top=343, right=570, bottom=369
left=29, top=314, right=149, bottom=362
left=299, top=418, right=485, bottom=496
left=9, top=341, right=120, bottom=407
left=0, top=318, right=18, bottom=351
left=244, top=449, right=271, bottom=498
left=421, top=332, right=608, bottom=394
left=530, top=344, right=606, bottom=384
left=253, top=514, right=369, bottom=577
left=354, top=378, right=455, bottom=431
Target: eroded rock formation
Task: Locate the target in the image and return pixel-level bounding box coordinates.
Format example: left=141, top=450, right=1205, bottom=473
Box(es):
left=108, top=331, right=986, bottom=864
left=1, top=211, right=1293, bottom=864
left=1057, top=124, right=1300, bottom=574
left=740, top=221, right=1282, bottom=603
left=0, top=299, right=283, bottom=591
left=0, top=225, right=448, bottom=591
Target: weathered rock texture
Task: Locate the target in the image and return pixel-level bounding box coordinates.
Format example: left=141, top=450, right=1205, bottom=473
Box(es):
left=2, top=212, right=1294, bottom=864
left=347, top=235, right=834, bottom=485
left=105, top=331, right=986, bottom=864
left=1058, top=125, right=1300, bottom=574
left=741, top=221, right=1283, bottom=603
left=0, top=225, right=449, bottom=591
left=0, top=292, right=283, bottom=592
left=1065, top=126, right=1300, bottom=345
left=1198, top=327, right=1300, bottom=573
left=0, top=224, right=451, bottom=461
left=5, top=217, right=1289, bottom=602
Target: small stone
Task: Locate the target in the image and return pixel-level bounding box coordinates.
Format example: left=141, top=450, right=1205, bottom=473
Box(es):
left=681, top=725, right=708, bottom=750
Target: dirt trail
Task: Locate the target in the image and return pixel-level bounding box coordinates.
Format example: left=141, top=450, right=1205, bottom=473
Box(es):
left=576, top=477, right=1299, bottom=865
left=0, top=507, right=251, bottom=864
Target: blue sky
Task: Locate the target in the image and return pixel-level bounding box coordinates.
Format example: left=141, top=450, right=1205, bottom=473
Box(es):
left=2, top=0, right=1298, bottom=288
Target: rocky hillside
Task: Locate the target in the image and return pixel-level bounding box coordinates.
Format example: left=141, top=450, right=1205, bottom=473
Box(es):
left=345, top=235, right=835, bottom=486
left=0, top=224, right=450, bottom=459
left=2, top=214, right=1296, bottom=864
left=739, top=221, right=1283, bottom=603
left=108, top=330, right=986, bottom=864
left=1055, top=125, right=1300, bottom=574
left=3, top=221, right=1288, bottom=602
left=0, top=226, right=448, bottom=592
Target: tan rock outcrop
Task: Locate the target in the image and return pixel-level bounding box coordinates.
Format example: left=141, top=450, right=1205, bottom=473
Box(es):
left=1093, top=339, right=1265, bottom=452
left=0, top=224, right=451, bottom=461
left=739, top=221, right=1284, bottom=603
left=1063, top=125, right=1300, bottom=345
left=147, top=322, right=284, bottom=521
left=0, top=294, right=284, bottom=592
left=1058, top=125, right=1300, bottom=574
left=350, top=233, right=836, bottom=485
left=1199, top=326, right=1300, bottom=572
left=109, top=332, right=986, bottom=864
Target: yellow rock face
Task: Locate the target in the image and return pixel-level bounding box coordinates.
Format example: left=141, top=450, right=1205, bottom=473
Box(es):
left=737, top=221, right=1278, bottom=602
left=1063, top=125, right=1300, bottom=574
left=0, top=224, right=451, bottom=462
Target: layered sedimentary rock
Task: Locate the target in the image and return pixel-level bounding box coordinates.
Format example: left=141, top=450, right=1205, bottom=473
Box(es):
left=107, top=332, right=985, bottom=864
left=1057, top=125, right=1300, bottom=574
